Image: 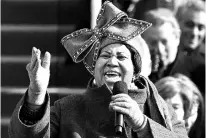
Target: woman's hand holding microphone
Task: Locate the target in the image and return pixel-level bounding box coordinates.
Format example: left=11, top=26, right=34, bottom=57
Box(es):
left=109, top=94, right=146, bottom=131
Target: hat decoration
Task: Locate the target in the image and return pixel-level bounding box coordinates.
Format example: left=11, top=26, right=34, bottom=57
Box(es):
left=61, top=1, right=151, bottom=75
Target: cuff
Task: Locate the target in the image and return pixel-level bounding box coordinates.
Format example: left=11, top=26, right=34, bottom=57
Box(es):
left=19, top=92, right=48, bottom=125
left=133, top=115, right=148, bottom=132
left=132, top=115, right=150, bottom=137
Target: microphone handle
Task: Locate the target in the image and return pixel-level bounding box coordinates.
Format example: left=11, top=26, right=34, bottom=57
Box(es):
left=115, top=112, right=124, bottom=135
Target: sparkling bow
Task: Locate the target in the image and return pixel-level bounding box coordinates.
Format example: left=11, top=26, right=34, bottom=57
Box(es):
left=61, top=1, right=151, bottom=75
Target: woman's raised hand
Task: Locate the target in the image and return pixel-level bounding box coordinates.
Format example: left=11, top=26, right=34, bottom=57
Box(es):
left=26, top=47, right=51, bottom=105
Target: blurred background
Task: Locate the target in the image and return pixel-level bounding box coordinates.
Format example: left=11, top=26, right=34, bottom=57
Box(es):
left=1, top=0, right=92, bottom=137
left=1, top=0, right=205, bottom=137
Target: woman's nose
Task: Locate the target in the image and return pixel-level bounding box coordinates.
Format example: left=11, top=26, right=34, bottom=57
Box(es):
left=106, top=56, right=119, bottom=67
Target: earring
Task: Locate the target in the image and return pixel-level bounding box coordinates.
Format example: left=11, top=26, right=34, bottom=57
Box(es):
left=132, top=75, right=136, bottom=83
left=130, top=75, right=138, bottom=90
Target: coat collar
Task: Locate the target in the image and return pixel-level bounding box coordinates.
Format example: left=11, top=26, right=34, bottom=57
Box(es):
left=84, top=78, right=148, bottom=104
left=81, top=76, right=174, bottom=137
left=83, top=78, right=148, bottom=137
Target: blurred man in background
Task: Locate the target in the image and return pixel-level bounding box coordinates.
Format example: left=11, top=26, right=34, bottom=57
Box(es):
left=174, top=0, right=205, bottom=95
left=176, top=0, right=206, bottom=54
left=142, top=8, right=181, bottom=82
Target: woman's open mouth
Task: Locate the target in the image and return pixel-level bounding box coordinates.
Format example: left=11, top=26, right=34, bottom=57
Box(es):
left=104, top=71, right=121, bottom=82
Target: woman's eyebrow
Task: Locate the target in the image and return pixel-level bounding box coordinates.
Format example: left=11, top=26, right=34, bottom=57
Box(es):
left=101, top=51, right=111, bottom=54
left=101, top=51, right=129, bottom=55
left=117, top=51, right=125, bottom=54
left=117, top=51, right=130, bottom=56
left=172, top=103, right=182, bottom=106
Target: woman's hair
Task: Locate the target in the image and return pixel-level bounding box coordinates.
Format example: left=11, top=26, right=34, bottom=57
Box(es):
left=173, top=73, right=205, bottom=138
left=173, top=73, right=202, bottom=102
left=124, top=43, right=142, bottom=76
left=124, top=36, right=152, bottom=78
left=176, top=0, right=206, bottom=21
left=155, top=75, right=194, bottom=119
left=137, top=35, right=152, bottom=77
left=156, top=73, right=205, bottom=137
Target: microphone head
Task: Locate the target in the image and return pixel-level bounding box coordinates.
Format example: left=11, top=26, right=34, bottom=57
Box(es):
left=113, top=81, right=128, bottom=95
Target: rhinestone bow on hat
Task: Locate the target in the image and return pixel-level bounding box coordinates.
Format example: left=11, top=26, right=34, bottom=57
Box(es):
left=61, top=1, right=151, bottom=75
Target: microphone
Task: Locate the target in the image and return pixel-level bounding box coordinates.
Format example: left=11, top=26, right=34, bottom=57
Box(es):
left=113, top=81, right=128, bottom=135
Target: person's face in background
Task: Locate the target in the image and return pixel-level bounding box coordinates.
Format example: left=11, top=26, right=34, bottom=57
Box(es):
left=179, top=9, right=206, bottom=50
left=143, top=23, right=179, bottom=71
left=165, top=93, right=185, bottom=121
left=185, top=95, right=199, bottom=132
left=94, top=44, right=134, bottom=90
left=157, top=0, right=187, bottom=13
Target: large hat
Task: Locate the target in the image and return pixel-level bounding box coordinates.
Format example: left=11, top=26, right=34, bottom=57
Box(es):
left=61, top=1, right=151, bottom=75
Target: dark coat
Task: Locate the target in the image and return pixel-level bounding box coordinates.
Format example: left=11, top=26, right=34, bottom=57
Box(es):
left=9, top=76, right=188, bottom=138
left=148, top=51, right=187, bottom=83
left=149, top=50, right=205, bottom=97
left=169, top=50, right=205, bottom=96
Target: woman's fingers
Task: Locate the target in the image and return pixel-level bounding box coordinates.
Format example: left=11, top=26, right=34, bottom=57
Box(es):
left=30, top=47, right=38, bottom=70
left=111, top=94, right=131, bottom=102
left=110, top=94, right=144, bottom=129
left=110, top=101, right=130, bottom=108
left=109, top=104, right=130, bottom=115
left=109, top=95, right=132, bottom=114
left=26, top=63, right=31, bottom=72
left=112, top=93, right=130, bottom=98
left=42, top=51, right=51, bottom=70
left=28, top=47, right=51, bottom=72
left=33, top=49, right=41, bottom=72
left=110, top=94, right=139, bottom=114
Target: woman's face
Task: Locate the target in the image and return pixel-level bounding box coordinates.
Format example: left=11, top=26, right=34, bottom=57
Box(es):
left=185, top=95, right=199, bottom=132
left=94, top=43, right=134, bottom=90
left=166, top=93, right=185, bottom=121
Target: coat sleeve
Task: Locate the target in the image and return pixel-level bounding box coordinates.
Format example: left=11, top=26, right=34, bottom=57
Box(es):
left=135, top=103, right=189, bottom=138
left=8, top=91, right=52, bottom=138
